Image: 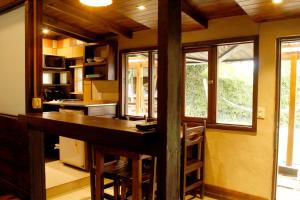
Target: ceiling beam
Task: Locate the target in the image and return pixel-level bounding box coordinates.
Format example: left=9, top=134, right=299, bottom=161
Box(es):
left=181, top=0, right=208, bottom=28
left=45, top=1, right=133, bottom=38
left=0, top=0, right=24, bottom=15
left=43, top=15, right=109, bottom=42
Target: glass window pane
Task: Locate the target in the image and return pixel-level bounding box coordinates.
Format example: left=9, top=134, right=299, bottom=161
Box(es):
left=74, top=68, right=83, bottom=93
left=152, top=52, right=158, bottom=118
left=216, top=43, right=254, bottom=125
left=185, top=51, right=209, bottom=118
left=126, top=53, right=149, bottom=116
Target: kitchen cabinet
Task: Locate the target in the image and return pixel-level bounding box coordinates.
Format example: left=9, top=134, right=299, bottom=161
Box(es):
left=83, top=40, right=117, bottom=80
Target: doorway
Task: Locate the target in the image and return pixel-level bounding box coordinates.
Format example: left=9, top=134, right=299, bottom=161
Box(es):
left=276, top=38, right=300, bottom=200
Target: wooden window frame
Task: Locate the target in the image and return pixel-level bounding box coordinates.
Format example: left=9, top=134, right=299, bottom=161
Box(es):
left=120, top=47, right=157, bottom=118
left=119, top=36, right=258, bottom=132
left=182, top=36, right=259, bottom=132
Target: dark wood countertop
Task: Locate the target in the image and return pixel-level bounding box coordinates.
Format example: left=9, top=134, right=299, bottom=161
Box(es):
left=19, top=112, right=158, bottom=154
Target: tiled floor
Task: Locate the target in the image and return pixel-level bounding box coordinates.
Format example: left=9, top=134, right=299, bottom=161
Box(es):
left=46, top=160, right=216, bottom=200
left=276, top=173, right=300, bottom=200
left=48, top=186, right=215, bottom=200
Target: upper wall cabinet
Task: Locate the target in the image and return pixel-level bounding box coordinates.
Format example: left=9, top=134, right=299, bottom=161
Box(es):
left=83, top=40, right=117, bottom=81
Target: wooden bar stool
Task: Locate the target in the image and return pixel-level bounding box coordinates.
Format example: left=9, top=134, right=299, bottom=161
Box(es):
left=181, top=121, right=206, bottom=199
left=94, top=146, right=156, bottom=200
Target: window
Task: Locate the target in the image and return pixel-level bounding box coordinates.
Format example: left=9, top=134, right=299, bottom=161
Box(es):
left=184, top=50, right=209, bottom=118
left=183, top=37, right=258, bottom=131
left=123, top=50, right=157, bottom=117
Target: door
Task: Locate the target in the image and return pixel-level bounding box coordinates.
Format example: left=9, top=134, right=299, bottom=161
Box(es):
left=276, top=38, right=300, bottom=200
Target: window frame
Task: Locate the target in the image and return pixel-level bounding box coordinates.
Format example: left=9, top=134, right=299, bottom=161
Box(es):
left=119, top=36, right=258, bottom=132
left=182, top=36, right=259, bottom=132
left=120, top=47, right=157, bottom=118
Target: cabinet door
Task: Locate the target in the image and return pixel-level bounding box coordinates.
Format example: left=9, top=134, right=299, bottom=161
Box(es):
left=59, top=109, right=87, bottom=170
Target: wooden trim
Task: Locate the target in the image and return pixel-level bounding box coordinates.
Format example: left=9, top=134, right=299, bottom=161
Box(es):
left=209, top=47, right=217, bottom=124
left=0, top=0, right=24, bottom=15
left=120, top=46, right=157, bottom=54
left=25, top=0, right=43, bottom=113
left=205, top=184, right=268, bottom=200
left=25, top=1, right=33, bottom=114
left=183, top=36, right=259, bottom=50
left=118, top=51, right=125, bottom=116
left=148, top=51, right=153, bottom=117
left=272, top=38, right=280, bottom=200
left=252, top=37, right=259, bottom=132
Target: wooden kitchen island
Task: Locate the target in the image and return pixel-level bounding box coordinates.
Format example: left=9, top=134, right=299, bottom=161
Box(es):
left=19, top=112, right=159, bottom=200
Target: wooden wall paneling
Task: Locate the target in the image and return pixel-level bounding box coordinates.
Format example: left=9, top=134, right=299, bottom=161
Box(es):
left=0, top=115, right=30, bottom=199
left=157, top=0, right=182, bottom=199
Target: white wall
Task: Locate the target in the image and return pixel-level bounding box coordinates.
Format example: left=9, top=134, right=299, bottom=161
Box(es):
left=118, top=16, right=300, bottom=199
left=0, top=6, right=25, bottom=115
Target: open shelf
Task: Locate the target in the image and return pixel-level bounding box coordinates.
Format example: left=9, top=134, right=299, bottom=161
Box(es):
left=43, top=84, right=71, bottom=87
left=83, top=61, right=107, bottom=67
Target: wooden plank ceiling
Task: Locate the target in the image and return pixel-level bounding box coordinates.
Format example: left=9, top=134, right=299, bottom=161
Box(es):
left=2, top=0, right=300, bottom=41
left=235, top=0, right=300, bottom=22
left=42, top=0, right=246, bottom=41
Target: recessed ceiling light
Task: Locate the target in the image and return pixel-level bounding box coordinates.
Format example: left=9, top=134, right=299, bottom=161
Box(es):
left=137, top=5, right=146, bottom=11
left=42, top=28, right=49, bottom=34
left=80, top=0, right=112, bottom=7
left=272, top=0, right=283, bottom=4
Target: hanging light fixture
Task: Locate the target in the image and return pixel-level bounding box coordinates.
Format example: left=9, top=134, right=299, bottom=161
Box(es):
left=80, top=0, right=112, bottom=7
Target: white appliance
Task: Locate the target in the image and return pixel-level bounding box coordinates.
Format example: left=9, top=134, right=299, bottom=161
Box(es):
left=58, top=109, right=88, bottom=170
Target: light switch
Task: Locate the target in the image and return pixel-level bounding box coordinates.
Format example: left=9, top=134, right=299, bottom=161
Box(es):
left=257, top=107, right=265, bottom=119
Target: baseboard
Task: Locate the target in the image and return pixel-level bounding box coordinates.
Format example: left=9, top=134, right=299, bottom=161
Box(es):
left=205, top=184, right=268, bottom=200
left=0, top=177, right=29, bottom=199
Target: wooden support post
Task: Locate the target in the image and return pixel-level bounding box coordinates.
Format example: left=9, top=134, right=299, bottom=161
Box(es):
left=25, top=0, right=43, bottom=113
left=28, top=130, right=45, bottom=200
left=157, top=0, right=182, bottom=199
left=286, top=54, right=297, bottom=166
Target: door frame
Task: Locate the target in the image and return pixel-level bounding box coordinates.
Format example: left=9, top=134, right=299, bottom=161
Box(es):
left=273, top=36, right=300, bottom=200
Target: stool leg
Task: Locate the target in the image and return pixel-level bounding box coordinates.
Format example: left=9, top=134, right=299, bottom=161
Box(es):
left=132, top=159, right=142, bottom=200
left=95, top=150, right=105, bottom=200
left=121, top=183, right=127, bottom=200
left=149, top=157, right=157, bottom=200
left=114, top=179, right=119, bottom=200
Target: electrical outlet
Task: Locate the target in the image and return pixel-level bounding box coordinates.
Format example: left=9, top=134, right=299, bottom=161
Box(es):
left=257, top=107, right=265, bottom=119
left=32, top=97, right=42, bottom=109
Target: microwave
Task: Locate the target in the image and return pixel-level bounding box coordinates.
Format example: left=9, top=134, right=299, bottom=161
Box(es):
left=43, top=55, right=66, bottom=70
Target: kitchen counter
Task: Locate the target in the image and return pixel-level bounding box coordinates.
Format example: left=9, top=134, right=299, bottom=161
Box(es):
left=43, top=100, right=117, bottom=107
left=43, top=100, right=117, bottom=117
left=19, top=112, right=158, bottom=200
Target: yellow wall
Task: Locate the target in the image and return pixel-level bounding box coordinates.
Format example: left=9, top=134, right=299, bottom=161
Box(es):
left=118, top=15, right=300, bottom=199
left=0, top=6, right=25, bottom=115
